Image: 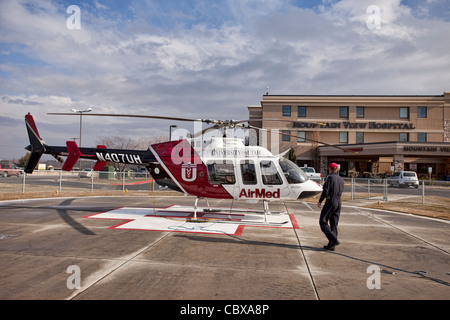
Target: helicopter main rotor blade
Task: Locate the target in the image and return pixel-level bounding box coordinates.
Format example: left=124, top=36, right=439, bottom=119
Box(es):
left=47, top=113, right=357, bottom=153
left=248, top=125, right=358, bottom=153
left=47, top=112, right=207, bottom=123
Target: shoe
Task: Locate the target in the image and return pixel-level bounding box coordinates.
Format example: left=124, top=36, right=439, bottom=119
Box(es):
left=324, top=240, right=339, bottom=251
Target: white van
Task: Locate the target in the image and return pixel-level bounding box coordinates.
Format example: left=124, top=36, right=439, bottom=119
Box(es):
left=389, top=171, right=419, bottom=188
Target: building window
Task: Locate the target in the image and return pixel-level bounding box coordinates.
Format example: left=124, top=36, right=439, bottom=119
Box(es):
left=339, top=132, right=348, bottom=143
left=356, top=107, right=365, bottom=118
left=356, top=132, right=364, bottom=144
left=297, top=131, right=306, bottom=142
left=399, top=133, right=409, bottom=142
left=282, top=105, right=291, bottom=117
left=417, top=132, right=427, bottom=142
left=400, top=107, right=409, bottom=119
left=340, top=106, right=349, bottom=119
left=418, top=106, right=427, bottom=118
left=297, top=106, right=306, bottom=117
left=282, top=130, right=291, bottom=141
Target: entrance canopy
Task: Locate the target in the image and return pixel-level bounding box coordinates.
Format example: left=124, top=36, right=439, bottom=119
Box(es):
left=318, top=141, right=450, bottom=178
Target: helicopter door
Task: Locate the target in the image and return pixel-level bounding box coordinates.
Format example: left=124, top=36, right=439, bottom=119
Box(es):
left=239, top=159, right=278, bottom=200
left=258, top=160, right=290, bottom=199
left=240, top=160, right=257, bottom=186
left=206, top=160, right=237, bottom=198
left=238, top=160, right=258, bottom=200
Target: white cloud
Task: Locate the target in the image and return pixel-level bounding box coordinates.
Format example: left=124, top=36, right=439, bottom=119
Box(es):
left=93, top=0, right=108, bottom=10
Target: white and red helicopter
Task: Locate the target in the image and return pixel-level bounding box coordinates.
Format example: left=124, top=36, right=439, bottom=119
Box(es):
left=24, top=112, right=327, bottom=221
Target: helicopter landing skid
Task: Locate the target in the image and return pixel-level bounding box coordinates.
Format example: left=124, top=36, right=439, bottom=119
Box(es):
left=213, top=219, right=289, bottom=227
left=189, top=197, right=288, bottom=225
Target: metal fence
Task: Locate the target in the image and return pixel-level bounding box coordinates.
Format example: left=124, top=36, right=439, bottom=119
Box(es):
left=346, top=177, right=389, bottom=201
left=0, top=170, right=162, bottom=196
left=0, top=171, right=449, bottom=204
left=340, top=177, right=449, bottom=204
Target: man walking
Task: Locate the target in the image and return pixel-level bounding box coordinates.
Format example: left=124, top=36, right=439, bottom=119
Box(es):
left=317, top=163, right=344, bottom=250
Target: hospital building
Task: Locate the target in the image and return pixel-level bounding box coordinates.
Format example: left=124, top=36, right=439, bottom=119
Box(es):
left=248, top=92, right=450, bottom=179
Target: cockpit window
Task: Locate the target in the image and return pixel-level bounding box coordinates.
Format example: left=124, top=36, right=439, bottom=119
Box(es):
left=260, top=160, right=283, bottom=185
left=279, top=158, right=309, bottom=184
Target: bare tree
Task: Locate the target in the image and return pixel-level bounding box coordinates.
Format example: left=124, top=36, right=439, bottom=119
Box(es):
left=96, top=136, right=138, bottom=150
left=96, top=136, right=135, bottom=172
left=135, top=134, right=168, bottom=149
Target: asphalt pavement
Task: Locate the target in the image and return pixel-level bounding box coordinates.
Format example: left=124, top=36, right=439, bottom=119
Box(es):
left=0, top=195, right=448, bottom=304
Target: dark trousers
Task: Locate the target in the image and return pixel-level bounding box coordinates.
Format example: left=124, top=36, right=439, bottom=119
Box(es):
left=319, top=198, right=341, bottom=244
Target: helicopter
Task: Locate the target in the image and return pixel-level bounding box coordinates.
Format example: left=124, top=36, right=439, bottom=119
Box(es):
left=24, top=112, right=326, bottom=221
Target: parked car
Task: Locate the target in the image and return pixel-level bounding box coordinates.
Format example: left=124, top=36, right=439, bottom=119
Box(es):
left=389, top=171, right=419, bottom=188
left=79, top=168, right=93, bottom=178
left=300, top=167, right=322, bottom=181
left=134, top=167, right=148, bottom=178
left=1, top=163, right=22, bottom=177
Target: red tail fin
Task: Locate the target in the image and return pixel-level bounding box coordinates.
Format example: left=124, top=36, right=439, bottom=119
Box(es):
left=93, top=145, right=107, bottom=171
left=25, top=113, right=42, bottom=140
left=62, top=141, right=81, bottom=171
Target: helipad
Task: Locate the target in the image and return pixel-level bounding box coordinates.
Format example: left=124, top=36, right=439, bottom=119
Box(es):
left=84, top=204, right=298, bottom=235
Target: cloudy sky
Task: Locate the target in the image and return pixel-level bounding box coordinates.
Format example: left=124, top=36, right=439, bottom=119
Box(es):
left=1, top=0, right=449, bottom=160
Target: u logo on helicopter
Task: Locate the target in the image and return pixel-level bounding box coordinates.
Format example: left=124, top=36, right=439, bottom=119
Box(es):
left=181, top=163, right=197, bottom=182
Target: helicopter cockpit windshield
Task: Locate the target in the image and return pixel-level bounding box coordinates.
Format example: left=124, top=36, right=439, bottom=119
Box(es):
left=279, top=158, right=309, bottom=184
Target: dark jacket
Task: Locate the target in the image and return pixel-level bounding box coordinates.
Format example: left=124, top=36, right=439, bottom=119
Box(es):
left=319, top=173, right=344, bottom=203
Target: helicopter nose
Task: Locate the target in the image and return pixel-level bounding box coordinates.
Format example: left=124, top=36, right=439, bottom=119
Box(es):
left=298, top=190, right=322, bottom=199
left=297, top=180, right=322, bottom=199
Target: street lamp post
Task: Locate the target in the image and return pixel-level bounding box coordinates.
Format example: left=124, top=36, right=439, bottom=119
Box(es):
left=169, top=125, right=177, bottom=141
left=71, top=108, right=92, bottom=169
